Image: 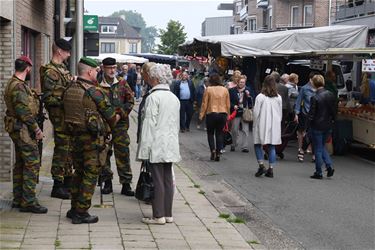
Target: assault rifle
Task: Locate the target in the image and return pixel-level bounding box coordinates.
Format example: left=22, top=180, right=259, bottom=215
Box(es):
left=36, top=93, right=47, bottom=182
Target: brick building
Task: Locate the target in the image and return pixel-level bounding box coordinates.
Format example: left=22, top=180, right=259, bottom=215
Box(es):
left=0, top=0, right=73, bottom=181
left=220, top=0, right=333, bottom=34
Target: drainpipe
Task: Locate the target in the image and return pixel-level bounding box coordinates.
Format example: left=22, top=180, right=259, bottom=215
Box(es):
left=76, top=0, right=83, bottom=63
left=328, top=0, right=332, bottom=26
left=54, top=0, right=61, bottom=40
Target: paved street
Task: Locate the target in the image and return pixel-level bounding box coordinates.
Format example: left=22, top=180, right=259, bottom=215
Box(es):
left=178, top=118, right=375, bottom=250
left=0, top=113, right=261, bottom=250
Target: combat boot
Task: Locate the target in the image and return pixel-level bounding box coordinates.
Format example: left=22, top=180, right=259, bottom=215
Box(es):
left=72, top=212, right=99, bottom=224
left=63, top=176, right=73, bottom=194
left=101, top=180, right=113, bottom=194
left=20, top=204, right=48, bottom=214
left=121, top=183, right=135, bottom=196
left=51, top=180, right=70, bottom=199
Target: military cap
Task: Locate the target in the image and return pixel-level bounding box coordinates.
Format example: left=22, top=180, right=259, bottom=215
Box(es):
left=79, top=57, right=98, bottom=68
left=18, top=56, right=33, bottom=66
left=102, top=57, right=116, bottom=66
left=55, top=38, right=72, bottom=51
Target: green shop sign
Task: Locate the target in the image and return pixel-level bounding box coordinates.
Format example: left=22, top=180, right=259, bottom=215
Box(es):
left=83, top=15, right=98, bottom=31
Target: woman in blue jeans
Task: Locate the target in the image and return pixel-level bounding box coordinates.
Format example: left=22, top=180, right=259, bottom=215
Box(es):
left=308, top=74, right=337, bottom=179
left=253, top=75, right=282, bottom=178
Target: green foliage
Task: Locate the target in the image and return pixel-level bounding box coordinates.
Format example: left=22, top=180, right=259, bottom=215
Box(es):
left=247, top=240, right=260, bottom=245
left=193, top=184, right=201, bottom=188
left=219, top=213, right=230, bottom=219
left=158, top=20, right=187, bottom=55
left=110, top=10, right=157, bottom=52
left=226, top=216, right=245, bottom=224
left=198, top=190, right=205, bottom=195
left=54, top=240, right=61, bottom=247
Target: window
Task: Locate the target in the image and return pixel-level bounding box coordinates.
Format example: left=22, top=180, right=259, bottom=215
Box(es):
left=291, top=6, right=299, bottom=26
left=101, top=42, right=115, bottom=53
left=129, top=43, right=137, bottom=54
left=21, top=27, right=37, bottom=88
left=304, top=5, right=313, bottom=26
left=248, top=18, right=256, bottom=31
left=235, top=1, right=242, bottom=14
left=101, top=25, right=117, bottom=34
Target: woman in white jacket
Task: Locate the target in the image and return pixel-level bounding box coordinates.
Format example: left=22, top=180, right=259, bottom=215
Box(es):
left=253, top=75, right=282, bottom=178
left=137, top=63, right=181, bottom=225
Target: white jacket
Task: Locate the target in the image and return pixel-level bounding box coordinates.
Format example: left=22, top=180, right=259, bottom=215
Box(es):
left=137, top=84, right=181, bottom=163
left=252, top=93, right=282, bottom=145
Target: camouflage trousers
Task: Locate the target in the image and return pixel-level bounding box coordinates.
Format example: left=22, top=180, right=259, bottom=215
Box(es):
left=51, top=129, right=73, bottom=182
left=101, top=124, right=132, bottom=184
left=9, top=131, right=40, bottom=207
left=70, top=133, right=102, bottom=210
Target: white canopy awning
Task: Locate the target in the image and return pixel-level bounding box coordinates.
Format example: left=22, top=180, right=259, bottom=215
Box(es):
left=89, top=53, right=149, bottom=64
left=180, top=25, right=369, bottom=57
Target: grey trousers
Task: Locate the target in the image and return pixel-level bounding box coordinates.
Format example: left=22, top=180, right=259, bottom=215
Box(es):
left=231, top=117, right=250, bottom=150
left=150, top=162, right=173, bottom=218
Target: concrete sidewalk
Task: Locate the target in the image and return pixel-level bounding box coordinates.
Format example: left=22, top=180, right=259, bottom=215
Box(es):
left=0, top=112, right=259, bottom=250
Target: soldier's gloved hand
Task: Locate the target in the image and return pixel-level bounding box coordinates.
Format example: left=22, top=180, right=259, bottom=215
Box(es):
left=35, top=128, right=44, bottom=140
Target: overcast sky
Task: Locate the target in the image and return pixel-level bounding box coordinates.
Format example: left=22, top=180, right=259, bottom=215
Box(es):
left=84, top=0, right=233, bottom=40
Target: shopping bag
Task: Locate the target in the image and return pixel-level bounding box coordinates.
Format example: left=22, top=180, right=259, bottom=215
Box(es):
left=242, top=108, right=253, bottom=123
left=135, top=161, right=154, bottom=202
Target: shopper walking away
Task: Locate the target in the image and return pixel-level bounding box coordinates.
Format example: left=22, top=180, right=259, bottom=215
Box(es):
left=308, top=74, right=337, bottom=179
left=199, top=73, right=230, bottom=161
left=253, top=75, right=282, bottom=178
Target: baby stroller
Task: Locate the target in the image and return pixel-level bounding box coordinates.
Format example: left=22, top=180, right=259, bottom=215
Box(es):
left=263, top=121, right=298, bottom=160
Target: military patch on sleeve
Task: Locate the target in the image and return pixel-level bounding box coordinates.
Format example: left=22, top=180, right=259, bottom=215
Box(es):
left=46, top=69, right=60, bottom=81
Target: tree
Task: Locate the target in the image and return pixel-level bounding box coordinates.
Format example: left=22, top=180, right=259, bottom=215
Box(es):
left=110, top=10, right=157, bottom=53
left=158, top=20, right=187, bottom=55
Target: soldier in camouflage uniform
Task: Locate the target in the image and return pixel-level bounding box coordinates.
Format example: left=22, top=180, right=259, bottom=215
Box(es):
left=40, top=39, right=73, bottom=199
left=3, top=56, right=48, bottom=214
left=98, top=57, right=135, bottom=196
left=64, top=57, right=120, bottom=224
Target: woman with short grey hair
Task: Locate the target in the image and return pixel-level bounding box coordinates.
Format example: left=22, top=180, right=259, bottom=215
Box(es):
left=137, top=63, right=181, bottom=225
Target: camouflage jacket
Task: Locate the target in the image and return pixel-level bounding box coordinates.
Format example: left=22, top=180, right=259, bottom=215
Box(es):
left=40, top=61, right=72, bottom=110
left=4, top=75, right=40, bottom=132
left=99, top=75, right=134, bottom=129
left=78, top=77, right=118, bottom=131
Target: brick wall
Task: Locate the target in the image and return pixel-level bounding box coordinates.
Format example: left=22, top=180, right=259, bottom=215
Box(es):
left=0, top=19, right=14, bottom=181
left=0, top=0, right=55, bottom=181
left=314, top=0, right=330, bottom=26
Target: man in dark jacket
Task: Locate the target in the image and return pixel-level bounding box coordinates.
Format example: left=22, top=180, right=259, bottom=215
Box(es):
left=127, top=64, right=137, bottom=93
left=174, top=71, right=195, bottom=132
left=271, top=71, right=292, bottom=130
left=308, top=74, right=337, bottom=179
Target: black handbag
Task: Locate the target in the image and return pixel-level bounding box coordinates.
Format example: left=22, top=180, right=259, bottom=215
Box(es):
left=223, top=122, right=233, bottom=146
left=135, top=161, right=154, bottom=202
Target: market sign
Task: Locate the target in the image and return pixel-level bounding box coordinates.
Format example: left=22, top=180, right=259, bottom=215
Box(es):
left=83, top=15, right=98, bottom=31
left=362, top=59, right=375, bottom=72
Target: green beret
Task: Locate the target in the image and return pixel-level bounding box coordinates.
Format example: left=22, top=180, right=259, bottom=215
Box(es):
left=79, top=57, right=98, bottom=68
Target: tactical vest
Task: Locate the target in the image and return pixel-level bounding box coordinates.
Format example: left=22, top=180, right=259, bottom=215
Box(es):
left=64, top=80, right=106, bottom=135
left=4, top=77, right=39, bottom=117
left=40, top=63, right=71, bottom=100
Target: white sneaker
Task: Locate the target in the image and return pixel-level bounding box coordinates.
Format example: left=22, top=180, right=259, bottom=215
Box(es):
left=197, top=125, right=201, bottom=129
left=142, top=217, right=166, bottom=225
left=165, top=217, right=174, bottom=223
